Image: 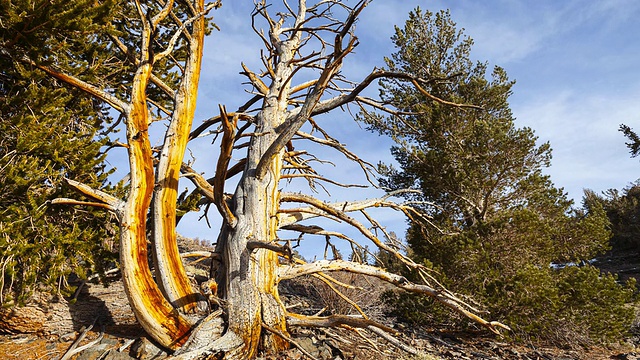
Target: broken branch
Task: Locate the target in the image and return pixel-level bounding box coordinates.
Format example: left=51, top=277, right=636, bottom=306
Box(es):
left=213, top=105, right=238, bottom=228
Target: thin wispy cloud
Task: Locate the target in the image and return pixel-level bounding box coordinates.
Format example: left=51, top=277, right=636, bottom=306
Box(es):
left=515, top=86, right=640, bottom=197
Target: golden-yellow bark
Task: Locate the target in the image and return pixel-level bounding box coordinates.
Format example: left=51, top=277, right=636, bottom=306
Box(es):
left=118, top=20, right=193, bottom=349
left=151, top=0, right=207, bottom=314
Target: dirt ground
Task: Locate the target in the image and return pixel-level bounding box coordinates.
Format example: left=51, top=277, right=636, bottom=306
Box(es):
left=1, top=248, right=640, bottom=359
left=0, top=318, right=636, bottom=360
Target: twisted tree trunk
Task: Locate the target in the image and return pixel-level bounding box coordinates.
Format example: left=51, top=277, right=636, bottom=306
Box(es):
left=215, top=107, right=291, bottom=359
left=119, top=58, right=193, bottom=350
left=151, top=0, right=209, bottom=314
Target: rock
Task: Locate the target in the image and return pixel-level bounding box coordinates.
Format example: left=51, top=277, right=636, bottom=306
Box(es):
left=100, top=349, right=137, bottom=360
left=76, top=337, right=121, bottom=360
left=295, top=336, right=333, bottom=360
left=0, top=279, right=139, bottom=338
left=0, top=306, right=46, bottom=334
left=130, top=337, right=167, bottom=360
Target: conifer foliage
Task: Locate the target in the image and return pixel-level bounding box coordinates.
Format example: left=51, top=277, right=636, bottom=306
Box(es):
left=587, top=183, right=640, bottom=252
left=0, top=0, right=120, bottom=305
left=367, top=8, right=635, bottom=344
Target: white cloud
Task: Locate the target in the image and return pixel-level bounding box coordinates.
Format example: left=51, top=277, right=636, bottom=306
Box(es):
left=514, top=85, right=640, bottom=201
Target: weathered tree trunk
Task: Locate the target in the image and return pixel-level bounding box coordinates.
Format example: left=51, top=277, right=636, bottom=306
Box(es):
left=218, top=133, right=288, bottom=358
left=151, top=0, right=208, bottom=314
left=117, top=12, right=194, bottom=350
left=215, top=49, right=298, bottom=355
left=119, top=71, right=193, bottom=350
left=210, top=6, right=307, bottom=355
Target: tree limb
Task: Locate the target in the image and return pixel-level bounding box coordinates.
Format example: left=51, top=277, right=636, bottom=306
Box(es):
left=367, top=326, right=418, bottom=355
left=280, top=193, right=420, bottom=270
left=50, top=198, right=118, bottom=212
left=240, top=62, right=269, bottom=95
left=180, top=163, right=216, bottom=202
left=213, top=105, right=238, bottom=228
left=279, top=260, right=510, bottom=335
left=31, top=62, right=129, bottom=113
left=58, top=178, right=124, bottom=213
left=307, top=70, right=483, bottom=120
left=286, top=313, right=395, bottom=334
left=107, top=33, right=175, bottom=97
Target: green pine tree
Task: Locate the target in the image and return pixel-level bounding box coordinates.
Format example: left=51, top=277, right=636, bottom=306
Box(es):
left=0, top=0, right=122, bottom=305
left=368, top=8, right=635, bottom=344
left=586, top=183, right=640, bottom=251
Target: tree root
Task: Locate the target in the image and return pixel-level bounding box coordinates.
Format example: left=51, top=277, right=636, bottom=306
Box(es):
left=169, top=330, right=243, bottom=360
left=262, top=322, right=319, bottom=360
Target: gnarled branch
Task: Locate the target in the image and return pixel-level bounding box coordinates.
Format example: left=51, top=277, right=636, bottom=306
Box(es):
left=213, top=105, right=238, bottom=228
left=53, top=178, right=124, bottom=214
left=280, top=260, right=510, bottom=335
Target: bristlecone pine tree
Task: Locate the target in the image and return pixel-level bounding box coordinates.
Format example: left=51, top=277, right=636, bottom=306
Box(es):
left=366, top=8, right=635, bottom=343
left=1, top=1, right=513, bottom=358
left=0, top=0, right=121, bottom=306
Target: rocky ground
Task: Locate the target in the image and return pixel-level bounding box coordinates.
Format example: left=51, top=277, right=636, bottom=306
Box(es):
left=1, top=244, right=640, bottom=360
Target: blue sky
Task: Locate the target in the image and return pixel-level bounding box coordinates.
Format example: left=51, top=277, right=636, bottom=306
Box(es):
left=158, top=1, right=640, bottom=252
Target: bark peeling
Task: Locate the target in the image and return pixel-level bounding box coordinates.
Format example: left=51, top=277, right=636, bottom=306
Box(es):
left=151, top=0, right=209, bottom=314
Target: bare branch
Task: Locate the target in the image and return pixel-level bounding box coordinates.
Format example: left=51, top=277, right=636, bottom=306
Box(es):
left=30, top=62, right=128, bottom=113
left=297, top=69, right=484, bottom=120
left=58, top=179, right=123, bottom=213
left=151, top=0, right=175, bottom=28
left=107, top=33, right=175, bottom=97
left=189, top=108, right=256, bottom=141
left=155, top=1, right=222, bottom=60
left=240, top=62, right=269, bottom=95
left=355, top=96, right=418, bottom=116
left=367, top=326, right=418, bottom=355
left=180, top=158, right=247, bottom=208
left=180, top=163, right=215, bottom=202
left=280, top=224, right=376, bottom=263
left=278, top=192, right=423, bottom=270
left=278, top=190, right=413, bottom=227
left=280, top=173, right=367, bottom=188
left=287, top=312, right=395, bottom=334
left=50, top=198, right=117, bottom=212
left=247, top=240, right=291, bottom=259
left=213, top=106, right=238, bottom=227
left=293, top=130, right=377, bottom=185
left=289, top=79, right=318, bottom=95
left=311, top=273, right=368, bottom=318
left=280, top=260, right=510, bottom=335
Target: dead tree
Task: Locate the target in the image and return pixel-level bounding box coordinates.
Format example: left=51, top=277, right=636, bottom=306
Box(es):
left=26, top=0, right=508, bottom=358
